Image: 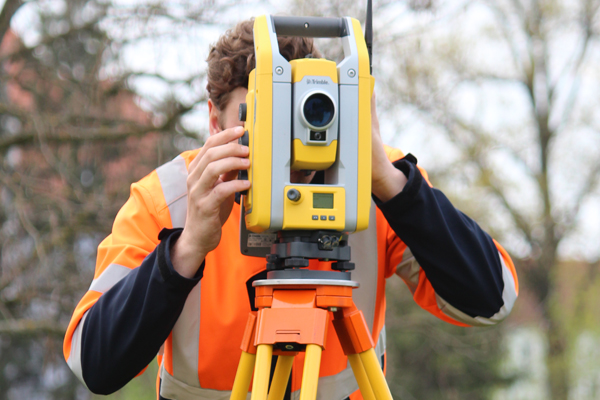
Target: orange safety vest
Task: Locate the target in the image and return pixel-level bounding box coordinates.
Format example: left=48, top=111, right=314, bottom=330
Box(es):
left=64, top=145, right=518, bottom=400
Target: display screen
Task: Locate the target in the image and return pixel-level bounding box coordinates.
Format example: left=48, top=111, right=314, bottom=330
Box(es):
left=313, top=193, right=334, bottom=209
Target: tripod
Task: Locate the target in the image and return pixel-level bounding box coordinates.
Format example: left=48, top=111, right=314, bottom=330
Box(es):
left=230, top=231, right=393, bottom=400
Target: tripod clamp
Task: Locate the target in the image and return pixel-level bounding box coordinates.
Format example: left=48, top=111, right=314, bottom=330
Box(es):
left=266, top=230, right=355, bottom=272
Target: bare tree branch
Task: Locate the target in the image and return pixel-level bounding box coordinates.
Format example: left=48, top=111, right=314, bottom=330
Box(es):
left=125, top=71, right=202, bottom=86
left=0, top=102, right=195, bottom=152
left=0, top=0, right=24, bottom=45
left=486, top=0, right=529, bottom=80
left=0, top=20, right=101, bottom=65
left=0, top=319, right=64, bottom=336
left=0, top=301, right=14, bottom=321
left=444, top=116, right=536, bottom=245
left=406, top=96, right=537, bottom=244
left=554, top=34, right=593, bottom=129
left=0, top=173, right=48, bottom=264
left=563, top=159, right=600, bottom=233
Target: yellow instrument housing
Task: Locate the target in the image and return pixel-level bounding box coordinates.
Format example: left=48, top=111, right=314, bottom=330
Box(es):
left=242, top=15, right=372, bottom=234
left=291, top=139, right=338, bottom=171
left=290, top=58, right=338, bottom=83
left=244, top=16, right=274, bottom=232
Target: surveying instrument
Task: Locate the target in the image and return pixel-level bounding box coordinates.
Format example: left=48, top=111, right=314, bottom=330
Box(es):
left=232, top=5, right=393, bottom=400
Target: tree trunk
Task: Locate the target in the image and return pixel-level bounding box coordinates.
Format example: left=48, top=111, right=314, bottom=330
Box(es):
left=523, top=254, right=569, bottom=400
left=547, top=316, right=569, bottom=400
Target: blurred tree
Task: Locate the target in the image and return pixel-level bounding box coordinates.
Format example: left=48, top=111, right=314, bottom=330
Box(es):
left=0, top=0, right=217, bottom=398
left=385, top=277, right=509, bottom=400
left=374, top=0, right=600, bottom=399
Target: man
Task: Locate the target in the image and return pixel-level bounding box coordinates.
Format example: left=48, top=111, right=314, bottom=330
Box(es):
left=63, top=18, right=518, bottom=400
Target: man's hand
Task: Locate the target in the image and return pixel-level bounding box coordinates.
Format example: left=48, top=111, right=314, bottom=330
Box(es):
left=171, top=126, right=251, bottom=278
left=371, top=93, right=407, bottom=202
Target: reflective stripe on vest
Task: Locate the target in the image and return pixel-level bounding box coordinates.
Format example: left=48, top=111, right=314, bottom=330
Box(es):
left=69, top=263, right=133, bottom=388
left=66, top=311, right=90, bottom=388
left=156, top=155, right=204, bottom=387
left=160, top=366, right=251, bottom=400
left=395, top=246, right=420, bottom=294
left=156, top=155, right=188, bottom=228
left=89, top=263, right=132, bottom=293
left=170, top=282, right=202, bottom=387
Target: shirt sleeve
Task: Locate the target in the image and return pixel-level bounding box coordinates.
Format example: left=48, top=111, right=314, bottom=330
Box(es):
left=375, top=154, right=518, bottom=327
left=63, top=177, right=203, bottom=395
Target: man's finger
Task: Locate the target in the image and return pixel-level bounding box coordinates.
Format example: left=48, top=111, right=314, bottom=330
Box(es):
left=189, top=142, right=249, bottom=182
left=205, top=179, right=252, bottom=205
left=191, top=157, right=250, bottom=195
left=189, top=126, right=245, bottom=170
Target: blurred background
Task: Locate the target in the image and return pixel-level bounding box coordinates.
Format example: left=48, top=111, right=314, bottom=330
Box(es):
left=0, top=0, right=599, bottom=399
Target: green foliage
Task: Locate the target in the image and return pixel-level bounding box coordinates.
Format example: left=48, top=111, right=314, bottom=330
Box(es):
left=385, top=277, right=510, bottom=400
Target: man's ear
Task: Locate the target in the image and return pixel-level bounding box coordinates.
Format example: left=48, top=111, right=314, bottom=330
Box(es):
left=208, top=99, right=221, bottom=136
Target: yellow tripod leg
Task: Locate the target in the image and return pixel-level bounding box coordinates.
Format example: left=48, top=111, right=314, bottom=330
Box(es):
left=267, top=355, right=294, bottom=400
left=348, top=354, right=376, bottom=400
left=299, top=344, right=322, bottom=400
left=359, top=349, right=393, bottom=400
left=231, top=351, right=257, bottom=400
left=251, top=344, right=273, bottom=400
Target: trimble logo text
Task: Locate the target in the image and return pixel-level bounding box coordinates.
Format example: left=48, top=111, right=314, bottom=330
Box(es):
left=306, top=79, right=329, bottom=85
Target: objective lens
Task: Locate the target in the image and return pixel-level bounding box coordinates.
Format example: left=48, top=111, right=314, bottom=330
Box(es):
left=303, top=93, right=335, bottom=129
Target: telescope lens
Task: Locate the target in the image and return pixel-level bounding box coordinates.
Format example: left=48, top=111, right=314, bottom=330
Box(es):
left=303, top=93, right=334, bottom=129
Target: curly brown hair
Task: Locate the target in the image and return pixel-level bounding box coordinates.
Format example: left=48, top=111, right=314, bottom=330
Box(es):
left=206, top=18, right=322, bottom=113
